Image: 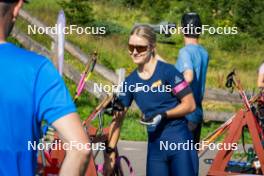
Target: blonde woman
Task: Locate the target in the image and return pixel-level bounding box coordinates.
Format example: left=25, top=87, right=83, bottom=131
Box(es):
left=105, top=25, right=198, bottom=176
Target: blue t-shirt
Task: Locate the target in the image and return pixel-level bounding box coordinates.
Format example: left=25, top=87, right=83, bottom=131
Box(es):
left=0, top=42, right=76, bottom=176
left=175, top=44, right=209, bottom=123
left=118, top=60, right=192, bottom=129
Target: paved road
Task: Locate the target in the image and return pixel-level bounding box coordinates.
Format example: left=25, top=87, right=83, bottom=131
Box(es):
left=117, top=141, right=253, bottom=176
left=118, top=141, right=147, bottom=176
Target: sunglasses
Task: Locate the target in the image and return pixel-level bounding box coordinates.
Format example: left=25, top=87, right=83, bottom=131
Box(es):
left=128, top=44, right=149, bottom=53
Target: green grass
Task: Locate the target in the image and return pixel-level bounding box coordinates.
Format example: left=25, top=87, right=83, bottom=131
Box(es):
left=14, top=0, right=264, bottom=141
left=203, top=100, right=242, bottom=112
left=22, top=0, right=264, bottom=89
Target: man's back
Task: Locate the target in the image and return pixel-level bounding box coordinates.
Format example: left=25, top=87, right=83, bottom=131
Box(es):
left=175, top=44, right=209, bottom=122
left=0, top=42, right=76, bottom=175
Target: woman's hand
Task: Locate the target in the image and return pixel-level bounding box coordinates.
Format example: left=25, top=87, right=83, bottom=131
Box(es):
left=139, top=113, right=167, bottom=132
left=104, top=152, right=116, bottom=176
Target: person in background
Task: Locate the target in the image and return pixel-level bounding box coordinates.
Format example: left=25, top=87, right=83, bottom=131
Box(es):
left=257, top=62, right=264, bottom=88
left=0, top=0, right=90, bottom=175
left=175, top=12, right=209, bottom=144
left=104, top=25, right=198, bottom=176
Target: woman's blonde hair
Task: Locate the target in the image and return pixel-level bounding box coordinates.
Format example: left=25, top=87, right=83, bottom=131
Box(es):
left=130, top=24, right=156, bottom=47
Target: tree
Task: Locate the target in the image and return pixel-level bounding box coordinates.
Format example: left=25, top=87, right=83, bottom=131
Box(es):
left=59, top=0, right=94, bottom=25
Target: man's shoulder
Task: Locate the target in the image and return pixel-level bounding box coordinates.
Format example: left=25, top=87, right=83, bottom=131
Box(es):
left=179, top=46, right=188, bottom=54
left=198, top=45, right=209, bottom=56
left=15, top=44, right=48, bottom=60
left=178, top=46, right=192, bottom=60
left=8, top=43, right=51, bottom=68
left=183, top=44, right=208, bottom=59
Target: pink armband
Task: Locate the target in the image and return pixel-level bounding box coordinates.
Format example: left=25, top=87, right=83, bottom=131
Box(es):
left=172, top=81, right=189, bottom=95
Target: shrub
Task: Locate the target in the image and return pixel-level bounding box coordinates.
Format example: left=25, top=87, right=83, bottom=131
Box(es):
left=217, top=33, right=257, bottom=52
left=91, top=21, right=128, bottom=35
left=58, top=0, right=94, bottom=26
